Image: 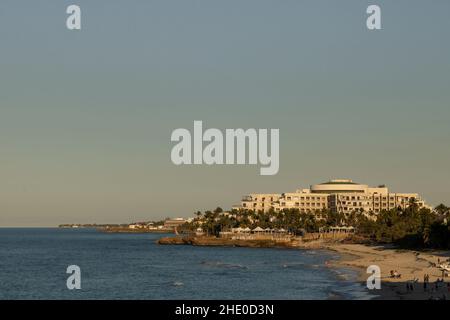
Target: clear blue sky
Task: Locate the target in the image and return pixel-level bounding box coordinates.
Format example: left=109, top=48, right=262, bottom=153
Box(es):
left=1, top=0, right=449, bottom=226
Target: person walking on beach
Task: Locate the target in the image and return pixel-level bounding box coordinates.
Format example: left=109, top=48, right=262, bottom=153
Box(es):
left=424, top=274, right=429, bottom=292
left=406, top=282, right=413, bottom=292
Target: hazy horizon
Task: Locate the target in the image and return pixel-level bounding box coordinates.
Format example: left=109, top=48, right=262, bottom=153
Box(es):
left=1, top=0, right=450, bottom=227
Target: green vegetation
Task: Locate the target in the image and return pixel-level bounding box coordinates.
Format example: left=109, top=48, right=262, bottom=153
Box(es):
left=185, top=203, right=450, bottom=249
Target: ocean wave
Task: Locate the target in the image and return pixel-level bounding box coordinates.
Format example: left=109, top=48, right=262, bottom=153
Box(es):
left=282, top=262, right=322, bottom=270
left=282, top=262, right=305, bottom=269
left=172, top=281, right=184, bottom=287
left=200, top=261, right=249, bottom=270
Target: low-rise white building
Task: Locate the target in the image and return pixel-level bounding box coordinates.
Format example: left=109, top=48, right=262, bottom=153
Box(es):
left=163, top=218, right=187, bottom=229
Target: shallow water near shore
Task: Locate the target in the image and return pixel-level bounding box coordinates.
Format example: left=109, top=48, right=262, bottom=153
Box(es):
left=0, top=228, right=371, bottom=299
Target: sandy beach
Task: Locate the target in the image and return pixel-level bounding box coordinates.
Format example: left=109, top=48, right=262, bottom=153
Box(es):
left=323, top=243, right=450, bottom=300
left=159, top=235, right=450, bottom=299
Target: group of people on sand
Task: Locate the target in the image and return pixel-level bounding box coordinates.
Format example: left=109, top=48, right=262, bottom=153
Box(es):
left=401, top=259, right=450, bottom=300
left=421, top=272, right=450, bottom=300
left=399, top=256, right=450, bottom=299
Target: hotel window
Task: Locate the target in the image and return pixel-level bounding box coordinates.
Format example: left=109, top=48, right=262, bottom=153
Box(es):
left=295, top=202, right=299, bottom=206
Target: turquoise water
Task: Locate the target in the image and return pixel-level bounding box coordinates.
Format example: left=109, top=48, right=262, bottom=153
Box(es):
left=0, top=228, right=370, bottom=299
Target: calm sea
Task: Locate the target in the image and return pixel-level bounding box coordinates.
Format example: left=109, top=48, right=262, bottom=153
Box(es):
left=0, top=228, right=371, bottom=299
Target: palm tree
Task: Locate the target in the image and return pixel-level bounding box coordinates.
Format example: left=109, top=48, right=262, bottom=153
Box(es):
left=435, top=204, right=449, bottom=216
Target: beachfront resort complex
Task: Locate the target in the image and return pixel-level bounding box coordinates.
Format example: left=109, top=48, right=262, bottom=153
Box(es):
left=233, top=179, right=431, bottom=215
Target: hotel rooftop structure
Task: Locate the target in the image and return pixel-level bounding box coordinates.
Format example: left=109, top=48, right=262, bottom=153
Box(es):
left=233, top=179, right=431, bottom=215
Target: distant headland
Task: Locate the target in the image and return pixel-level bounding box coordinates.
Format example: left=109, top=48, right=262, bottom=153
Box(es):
left=58, top=217, right=189, bottom=234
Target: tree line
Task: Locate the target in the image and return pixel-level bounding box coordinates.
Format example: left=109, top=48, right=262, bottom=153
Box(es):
left=184, top=201, right=450, bottom=249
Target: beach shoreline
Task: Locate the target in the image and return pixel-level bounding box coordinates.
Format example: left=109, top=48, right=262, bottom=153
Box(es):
left=158, top=235, right=450, bottom=300
left=315, top=242, right=450, bottom=300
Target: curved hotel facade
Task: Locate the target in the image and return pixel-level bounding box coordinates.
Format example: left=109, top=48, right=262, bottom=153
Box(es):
left=234, top=179, right=431, bottom=215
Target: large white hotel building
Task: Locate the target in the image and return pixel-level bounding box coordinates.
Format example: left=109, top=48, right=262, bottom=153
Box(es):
left=233, top=179, right=431, bottom=215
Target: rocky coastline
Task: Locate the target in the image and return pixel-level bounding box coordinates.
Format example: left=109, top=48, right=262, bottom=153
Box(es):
left=158, top=235, right=300, bottom=248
